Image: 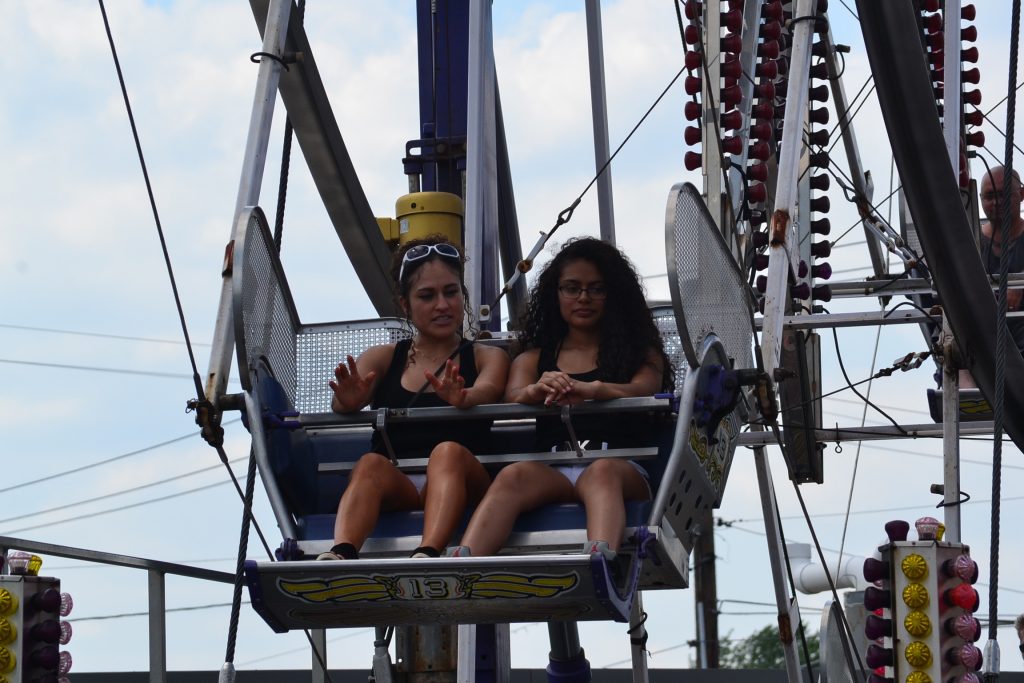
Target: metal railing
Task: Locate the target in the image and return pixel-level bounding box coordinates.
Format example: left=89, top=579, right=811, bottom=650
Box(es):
left=0, top=535, right=234, bottom=683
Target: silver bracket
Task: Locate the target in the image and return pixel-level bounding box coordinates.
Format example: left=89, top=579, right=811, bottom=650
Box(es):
left=560, top=405, right=585, bottom=457
left=375, top=408, right=398, bottom=465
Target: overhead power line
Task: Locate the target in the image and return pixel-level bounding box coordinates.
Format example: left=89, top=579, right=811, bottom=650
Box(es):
left=0, top=322, right=210, bottom=347
left=72, top=600, right=249, bottom=622
left=0, top=357, right=191, bottom=380
left=237, top=628, right=374, bottom=667
left=0, top=456, right=247, bottom=525
left=0, top=418, right=241, bottom=495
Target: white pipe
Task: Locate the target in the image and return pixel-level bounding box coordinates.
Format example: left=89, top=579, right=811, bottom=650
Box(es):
left=788, top=542, right=869, bottom=595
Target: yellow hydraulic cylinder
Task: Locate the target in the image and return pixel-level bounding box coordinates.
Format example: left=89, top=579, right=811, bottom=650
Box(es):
left=394, top=191, right=463, bottom=246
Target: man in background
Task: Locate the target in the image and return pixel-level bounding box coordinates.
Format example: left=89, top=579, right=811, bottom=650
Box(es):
left=960, top=165, right=1024, bottom=388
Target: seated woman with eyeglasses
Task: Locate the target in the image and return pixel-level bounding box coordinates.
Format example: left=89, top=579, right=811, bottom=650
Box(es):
left=448, top=237, right=673, bottom=560
left=317, top=236, right=509, bottom=560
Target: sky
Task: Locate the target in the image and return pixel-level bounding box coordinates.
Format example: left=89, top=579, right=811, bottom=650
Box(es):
left=1, top=0, right=1023, bottom=675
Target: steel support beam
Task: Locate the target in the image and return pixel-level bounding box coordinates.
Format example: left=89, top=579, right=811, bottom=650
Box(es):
left=465, top=0, right=500, bottom=325
left=206, top=0, right=292, bottom=404
left=149, top=570, right=167, bottom=683
left=753, top=440, right=804, bottom=683
left=739, top=421, right=995, bottom=446
left=761, top=0, right=815, bottom=377
left=585, top=0, right=616, bottom=243
left=941, top=315, right=962, bottom=542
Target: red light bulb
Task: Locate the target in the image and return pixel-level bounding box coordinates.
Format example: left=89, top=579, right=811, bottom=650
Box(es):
left=946, top=583, right=980, bottom=611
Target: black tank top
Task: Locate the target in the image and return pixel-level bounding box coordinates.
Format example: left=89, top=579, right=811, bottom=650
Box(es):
left=369, top=339, right=491, bottom=458
left=534, top=345, right=646, bottom=450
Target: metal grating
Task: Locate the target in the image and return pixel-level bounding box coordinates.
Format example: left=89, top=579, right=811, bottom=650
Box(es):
left=238, top=209, right=300, bottom=404
left=651, top=306, right=689, bottom=386
left=236, top=209, right=410, bottom=412
left=665, top=182, right=755, bottom=371
left=295, top=322, right=410, bottom=414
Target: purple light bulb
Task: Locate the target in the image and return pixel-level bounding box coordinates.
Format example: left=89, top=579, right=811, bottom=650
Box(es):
left=866, top=643, right=894, bottom=669
left=884, top=520, right=909, bottom=542
left=944, top=555, right=979, bottom=583
left=59, top=592, right=73, bottom=617
left=865, top=614, right=892, bottom=640
left=863, top=558, right=890, bottom=583
left=59, top=619, right=73, bottom=645
left=915, top=516, right=940, bottom=540
left=946, top=614, right=981, bottom=642
left=59, top=649, right=73, bottom=674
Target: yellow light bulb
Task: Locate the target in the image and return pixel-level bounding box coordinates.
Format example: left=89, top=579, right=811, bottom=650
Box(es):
left=902, top=582, right=929, bottom=609
left=904, top=610, right=932, bottom=637
left=0, top=619, right=14, bottom=646
left=905, top=671, right=932, bottom=683
left=0, top=591, right=15, bottom=617
left=0, top=646, right=14, bottom=675
left=904, top=641, right=933, bottom=668
left=901, top=554, right=929, bottom=580
left=27, top=555, right=42, bottom=577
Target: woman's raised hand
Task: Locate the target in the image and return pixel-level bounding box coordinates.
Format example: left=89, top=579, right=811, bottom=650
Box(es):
left=426, top=359, right=469, bottom=408
left=329, top=355, right=377, bottom=413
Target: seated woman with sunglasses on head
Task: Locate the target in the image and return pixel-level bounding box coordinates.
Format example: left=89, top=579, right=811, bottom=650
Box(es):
left=448, top=237, right=673, bottom=560
left=317, top=236, right=509, bottom=560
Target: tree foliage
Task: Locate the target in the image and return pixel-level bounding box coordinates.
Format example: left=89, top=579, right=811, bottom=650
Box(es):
left=719, top=622, right=820, bottom=670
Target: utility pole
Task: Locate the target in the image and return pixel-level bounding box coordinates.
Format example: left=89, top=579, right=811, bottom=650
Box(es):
left=692, top=509, right=720, bottom=668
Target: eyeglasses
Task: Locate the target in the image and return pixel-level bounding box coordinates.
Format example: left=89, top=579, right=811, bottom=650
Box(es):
left=558, top=283, right=608, bottom=300
left=981, top=191, right=1019, bottom=201
left=399, top=243, right=461, bottom=281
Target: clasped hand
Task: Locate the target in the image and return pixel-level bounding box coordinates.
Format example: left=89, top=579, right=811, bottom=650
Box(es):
left=531, top=371, right=596, bottom=406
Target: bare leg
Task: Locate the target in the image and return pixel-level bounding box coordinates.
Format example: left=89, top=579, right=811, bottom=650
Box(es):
left=575, top=459, right=650, bottom=552
left=958, top=368, right=976, bottom=388
left=419, top=441, right=491, bottom=551
left=333, top=452, right=421, bottom=549
left=459, top=461, right=576, bottom=556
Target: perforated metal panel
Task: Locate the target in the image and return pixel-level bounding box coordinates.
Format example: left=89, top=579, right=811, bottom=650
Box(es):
left=234, top=208, right=410, bottom=412
left=651, top=305, right=689, bottom=385
left=235, top=208, right=301, bottom=401
left=295, top=322, right=410, bottom=413
left=664, top=182, right=755, bottom=370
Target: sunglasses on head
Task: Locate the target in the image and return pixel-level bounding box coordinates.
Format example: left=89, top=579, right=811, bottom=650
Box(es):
left=399, top=242, right=462, bottom=281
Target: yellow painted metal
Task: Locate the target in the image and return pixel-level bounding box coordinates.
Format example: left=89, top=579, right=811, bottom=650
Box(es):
left=394, top=192, right=463, bottom=246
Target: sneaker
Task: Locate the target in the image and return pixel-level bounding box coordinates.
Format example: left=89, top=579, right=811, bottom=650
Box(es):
left=444, top=545, right=472, bottom=558
left=316, top=542, right=358, bottom=561
left=410, top=546, right=440, bottom=558
left=316, top=550, right=346, bottom=561
left=584, top=540, right=616, bottom=561
left=585, top=540, right=626, bottom=589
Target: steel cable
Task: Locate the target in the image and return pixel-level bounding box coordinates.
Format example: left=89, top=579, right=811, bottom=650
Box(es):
left=986, top=1, right=1021, bottom=675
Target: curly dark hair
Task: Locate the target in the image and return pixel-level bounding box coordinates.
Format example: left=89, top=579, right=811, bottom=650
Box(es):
left=519, top=237, right=673, bottom=390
